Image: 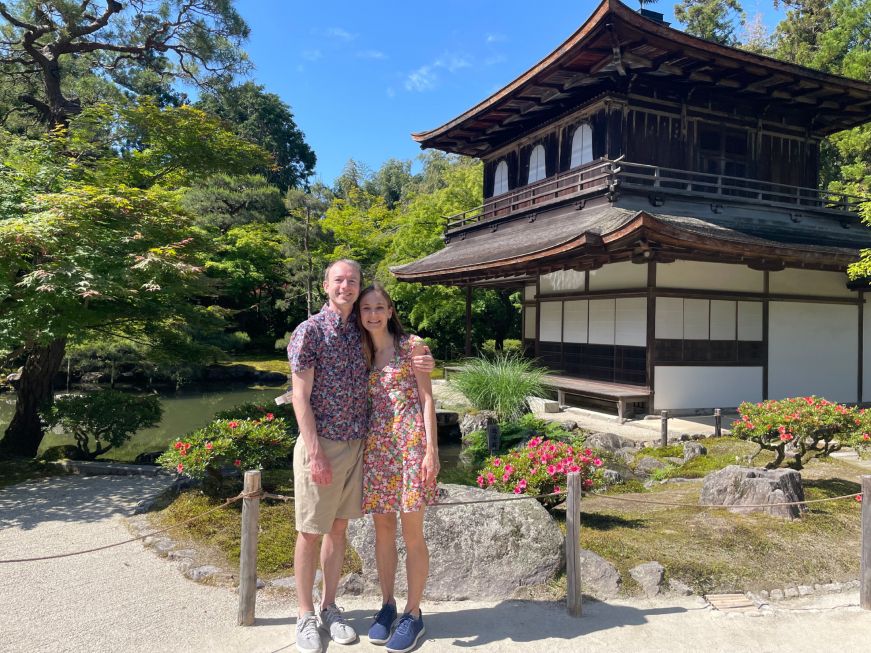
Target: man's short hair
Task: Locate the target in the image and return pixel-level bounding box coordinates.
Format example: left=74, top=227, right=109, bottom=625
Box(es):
left=324, top=258, right=362, bottom=282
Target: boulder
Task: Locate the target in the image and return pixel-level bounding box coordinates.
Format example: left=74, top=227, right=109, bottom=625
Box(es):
left=585, top=432, right=639, bottom=453
left=683, top=442, right=707, bottom=462
left=603, top=469, right=624, bottom=485
left=634, top=456, right=667, bottom=476
left=347, top=484, right=563, bottom=600
left=630, top=561, right=665, bottom=597
left=527, top=396, right=560, bottom=413
left=578, top=549, right=621, bottom=599
left=699, top=465, right=806, bottom=519
left=459, top=411, right=498, bottom=438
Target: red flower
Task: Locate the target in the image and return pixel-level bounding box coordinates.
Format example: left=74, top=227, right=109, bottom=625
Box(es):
left=863, top=433, right=870, bottom=441
left=205, top=442, right=213, bottom=450
left=265, top=413, right=275, bottom=421
left=176, top=463, right=184, bottom=474
left=856, top=494, right=863, bottom=503
left=228, top=421, right=239, bottom=429
left=233, top=459, right=241, bottom=466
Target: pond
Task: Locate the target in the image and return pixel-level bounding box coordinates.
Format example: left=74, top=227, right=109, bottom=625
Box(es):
left=0, top=386, right=463, bottom=469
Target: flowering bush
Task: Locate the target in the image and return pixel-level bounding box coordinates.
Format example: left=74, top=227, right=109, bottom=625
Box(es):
left=846, top=408, right=871, bottom=460
left=158, top=416, right=296, bottom=495
left=476, top=436, right=604, bottom=509
left=461, top=413, right=582, bottom=470
left=730, top=396, right=855, bottom=469
left=213, top=401, right=297, bottom=430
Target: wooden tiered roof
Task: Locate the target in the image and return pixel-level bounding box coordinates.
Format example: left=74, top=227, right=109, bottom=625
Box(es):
left=413, top=0, right=871, bottom=157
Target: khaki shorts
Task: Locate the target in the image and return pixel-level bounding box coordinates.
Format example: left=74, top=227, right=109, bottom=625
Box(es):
left=293, top=436, right=364, bottom=534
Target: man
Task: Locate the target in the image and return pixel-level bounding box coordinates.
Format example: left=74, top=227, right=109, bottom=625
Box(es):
left=287, top=259, right=433, bottom=653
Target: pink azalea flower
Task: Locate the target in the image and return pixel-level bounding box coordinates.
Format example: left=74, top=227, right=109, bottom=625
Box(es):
left=547, top=464, right=556, bottom=476
left=553, top=486, right=561, bottom=493
left=176, top=463, right=184, bottom=474
left=476, top=475, right=485, bottom=488
left=569, top=464, right=580, bottom=473
left=486, top=472, right=495, bottom=485
left=492, top=458, right=501, bottom=467
left=593, top=458, right=603, bottom=466
left=205, top=442, right=213, bottom=450
left=228, top=421, right=239, bottom=429
left=518, top=479, right=528, bottom=489
left=582, top=478, right=593, bottom=489
left=513, top=486, right=522, bottom=494
left=504, top=464, right=514, bottom=474
left=502, top=473, right=510, bottom=482
left=265, top=413, right=275, bottom=421
left=584, top=448, right=592, bottom=456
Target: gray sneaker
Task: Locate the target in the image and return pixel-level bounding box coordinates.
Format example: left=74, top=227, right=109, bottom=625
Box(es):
left=296, top=611, right=322, bottom=653
left=319, top=603, right=358, bottom=645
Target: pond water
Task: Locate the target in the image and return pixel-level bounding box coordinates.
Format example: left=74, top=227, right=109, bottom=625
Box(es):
left=0, top=386, right=462, bottom=468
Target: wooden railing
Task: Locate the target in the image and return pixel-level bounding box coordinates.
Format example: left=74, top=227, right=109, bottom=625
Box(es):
left=444, top=158, right=866, bottom=234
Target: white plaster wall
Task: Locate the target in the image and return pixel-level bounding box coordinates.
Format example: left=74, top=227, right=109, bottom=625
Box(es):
left=524, top=306, right=537, bottom=339
left=615, top=297, right=646, bottom=346
left=768, top=302, right=858, bottom=403
left=656, top=260, right=763, bottom=293
left=539, top=269, right=585, bottom=294
left=524, top=284, right=536, bottom=301
left=864, top=301, right=871, bottom=403
left=588, top=299, right=615, bottom=344
left=655, top=297, right=684, bottom=338
left=737, top=301, right=763, bottom=340
left=710, top=300, right=736, bottom=340
left=563, top=300, right=588, bottom=343
left=769, top=269, right=853, bottom=298
left=588, top=261, right=646, bottom=291
left=539, top=302, right=562, bottom=342
left=683, top=299, right=709, bottom=340
left=654, top=367, right=763, bottom=410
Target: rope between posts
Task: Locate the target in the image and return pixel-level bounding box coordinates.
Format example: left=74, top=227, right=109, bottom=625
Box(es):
left=584, top=491, right=862, bottom=509
left=0, top=492, right=247, bottom=564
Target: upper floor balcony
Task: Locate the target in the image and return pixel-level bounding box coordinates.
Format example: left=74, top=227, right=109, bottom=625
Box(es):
left=444, top=159, right=866, bottom=236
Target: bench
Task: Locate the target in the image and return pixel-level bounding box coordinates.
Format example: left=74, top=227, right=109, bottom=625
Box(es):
left=443, top=366, right=650, bottom=423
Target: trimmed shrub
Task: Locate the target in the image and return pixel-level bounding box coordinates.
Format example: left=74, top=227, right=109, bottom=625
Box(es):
left=476, top=436, right=603, bottom=509
left=158, top=415, right=296, bottom=497
left=452, top=354, right=546, bottom=422
left=480, top=339, right=523, bottom=357
left=461, top=413, right=582, bottom=470
left=731, top=396, right=855, bottom=469
left=41, top=390, right=162, bottom=459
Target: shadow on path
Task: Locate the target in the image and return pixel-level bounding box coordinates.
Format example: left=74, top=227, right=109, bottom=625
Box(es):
left=0, top=474, right=173, bottom=531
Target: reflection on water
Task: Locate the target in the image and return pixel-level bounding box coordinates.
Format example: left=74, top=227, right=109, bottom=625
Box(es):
left=0, top=388, right=466, bottom=471
left=0, top=386, right=285, bottom=462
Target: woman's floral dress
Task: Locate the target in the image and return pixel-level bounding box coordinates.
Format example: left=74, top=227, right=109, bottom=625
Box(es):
left=363, top=333, right=437, bottom=513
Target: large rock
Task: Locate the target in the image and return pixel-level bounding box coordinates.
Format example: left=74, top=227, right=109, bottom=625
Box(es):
left=630, top=561, right=664, bottom=597
left=683, top=442, right=707, bottom=462
left=578, top=549, right=621, bottom=599
left=585, top=432, right=639, bottom=453
left=459, top=411, right=498, bottom=438
left=634, top=456, right=667, bottom=476
left=347, top=484, right=563, bottom=600
left=699, top=465, right=806, bottom=519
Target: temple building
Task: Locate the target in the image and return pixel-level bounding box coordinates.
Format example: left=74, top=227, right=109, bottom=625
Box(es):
left=392, top=0, right=871, bottom=418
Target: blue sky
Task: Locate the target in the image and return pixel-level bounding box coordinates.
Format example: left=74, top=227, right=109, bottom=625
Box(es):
left=234, top=1, right=785, bottom=186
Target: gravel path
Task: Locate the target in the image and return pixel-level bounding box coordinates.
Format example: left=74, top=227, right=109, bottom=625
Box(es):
left=2, top=474, right=871, bottom=653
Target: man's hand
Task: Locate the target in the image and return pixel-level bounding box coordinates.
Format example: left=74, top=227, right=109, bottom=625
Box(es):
left=411, top=344, right=435, bottom=374
left=310, top=449, right=333, bottom=486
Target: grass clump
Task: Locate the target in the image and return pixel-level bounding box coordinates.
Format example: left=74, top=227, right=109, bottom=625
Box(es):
left=452, top=354, right=546, bottom=422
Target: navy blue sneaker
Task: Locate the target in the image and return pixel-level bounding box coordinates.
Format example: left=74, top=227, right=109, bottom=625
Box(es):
left=385, top=611, right=425, bottom=653
left=368, top=602, right=397, bottom=645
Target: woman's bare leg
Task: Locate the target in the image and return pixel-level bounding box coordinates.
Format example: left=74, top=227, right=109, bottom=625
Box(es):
left=399, top=510, right=428, bottom=616
left=372, top=512, right=398, bottom=605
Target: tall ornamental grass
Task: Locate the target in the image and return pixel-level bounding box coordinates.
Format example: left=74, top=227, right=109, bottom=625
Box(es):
left=453, top=354, right=546, bottom=422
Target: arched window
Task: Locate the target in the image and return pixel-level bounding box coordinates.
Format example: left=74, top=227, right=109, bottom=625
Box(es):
left=570, top=124, right=593, bottom=168
left=527, top=144, right=546, bottom=184
left=493, top=160, right=509, bottom=196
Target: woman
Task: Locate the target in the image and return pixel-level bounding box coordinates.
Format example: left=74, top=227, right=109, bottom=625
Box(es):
left=357, top=283, right=439, bottom=653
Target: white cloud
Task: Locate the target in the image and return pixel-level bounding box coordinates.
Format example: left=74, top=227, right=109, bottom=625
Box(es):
left=486, top=33, right=506, bottom=44
left=405, top=65, right=437, bottom=92
left=326, top=27, right=355, bottom=41
left=404, top=51, right=471, bottom=92
left=302, top=49, right=322, bottom=62
left=356, top=49, right=387, bottom=60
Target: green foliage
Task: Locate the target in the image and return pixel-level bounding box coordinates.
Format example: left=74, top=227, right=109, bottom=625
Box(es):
left=42, top=390, right=162, bottom=459
left=476, top=436, right=604, bottom=508
left=481, top=339, right=523, bottom=357
left=183, top=174, right=285, bottom=232
left=213, top=401, right=298, bottom=433
left=452, top=354, right=546, bottom=422
left=158, top=416, right=296, bottom=497
left=196, top=81, right=316, bottom=192
left=731, top=396, right=857, bottom=469
left=674, top=0, right=746, bottom=45
left=461, top=413, right=582, bottom=470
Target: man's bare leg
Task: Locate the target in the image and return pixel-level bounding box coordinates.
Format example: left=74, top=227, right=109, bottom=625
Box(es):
left=319, top=517, right=348, bottom=609
left=294, top=531, right=321, bottom=614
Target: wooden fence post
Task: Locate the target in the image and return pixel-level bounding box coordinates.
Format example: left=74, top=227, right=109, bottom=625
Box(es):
left=238, top=470, right=262, bottom=626
left=862, top=475, right=871, bottom=611
left=714, top=409, right=722, bottom=437
left=566, top=471, right=583, bottom=617
left=660, top=410, right=668, bottom=447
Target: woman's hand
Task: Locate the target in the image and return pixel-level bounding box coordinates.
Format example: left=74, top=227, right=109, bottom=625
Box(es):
left=421, top=448, right=440, bottom=486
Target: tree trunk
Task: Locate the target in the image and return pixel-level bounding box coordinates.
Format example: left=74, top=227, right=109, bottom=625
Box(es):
left=0, top=339, right=67, bottom=458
